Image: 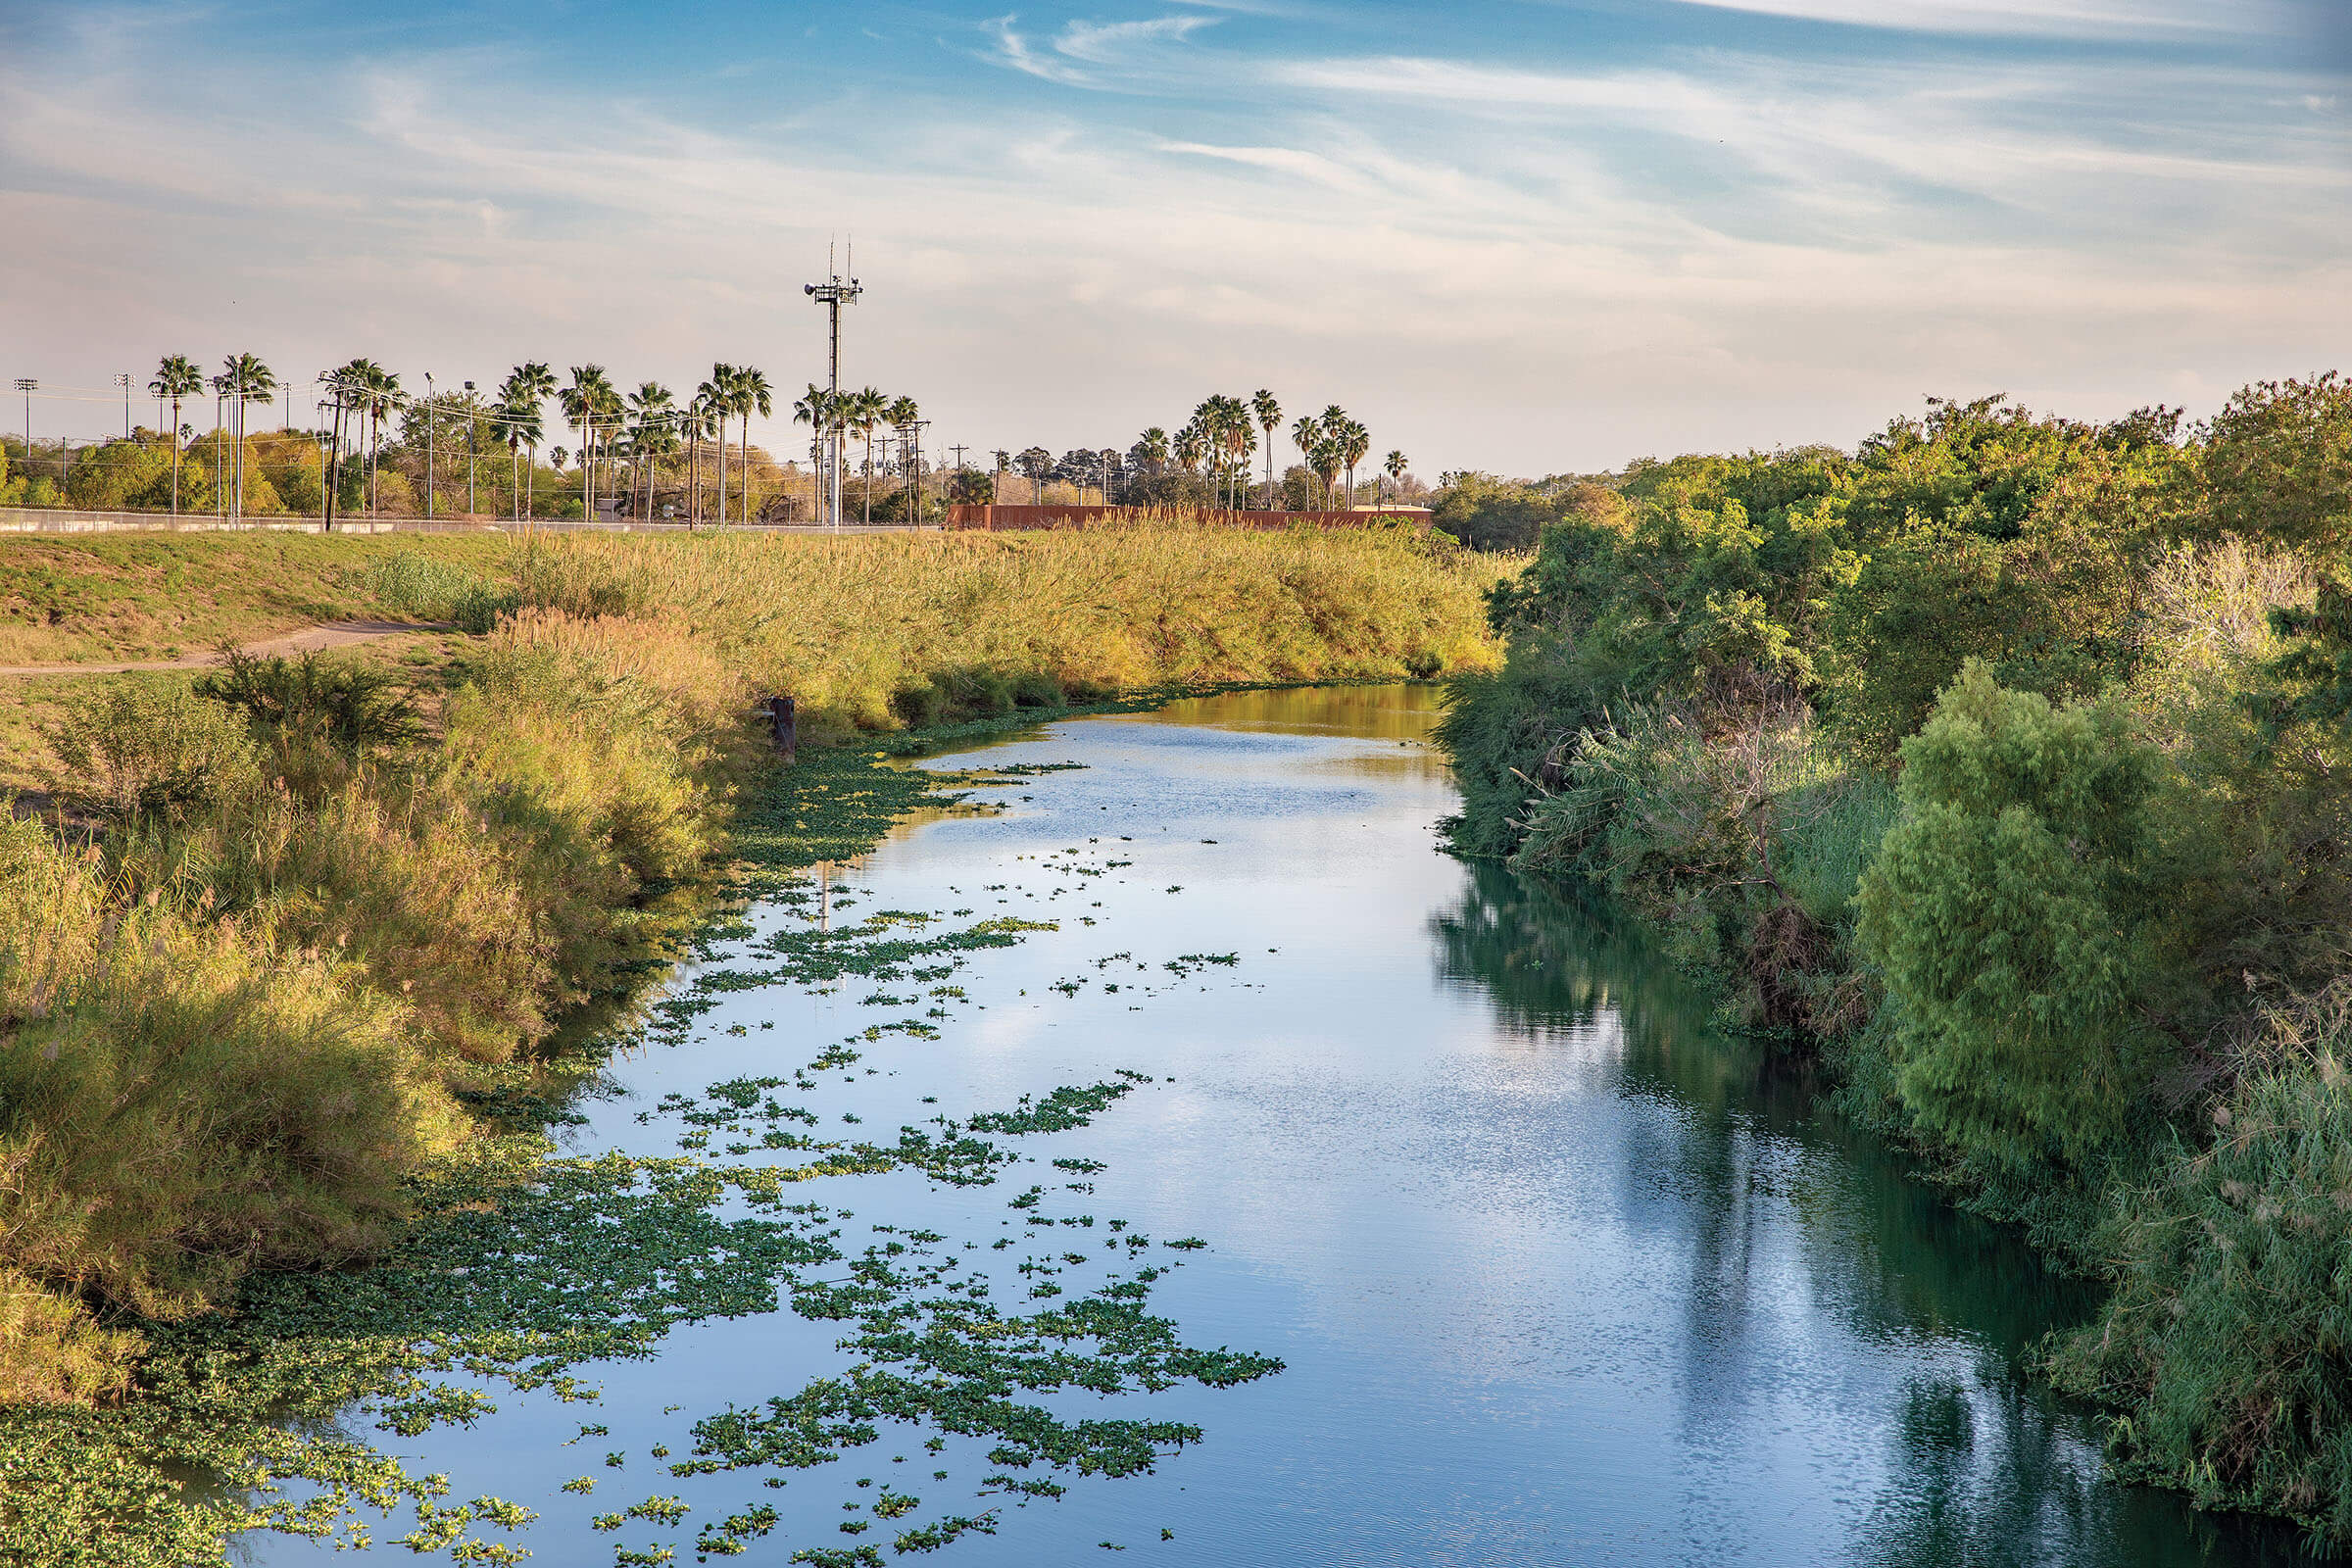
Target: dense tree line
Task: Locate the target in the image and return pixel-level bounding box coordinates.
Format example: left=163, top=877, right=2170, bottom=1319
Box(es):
left=1436, top=375, right=2352, bottom=1545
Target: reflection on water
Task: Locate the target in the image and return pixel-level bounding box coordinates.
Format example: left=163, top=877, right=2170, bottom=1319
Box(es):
left=238, top=683, right=2310, bottom=1567
left=1431, top=858, right=2311, bottom=1568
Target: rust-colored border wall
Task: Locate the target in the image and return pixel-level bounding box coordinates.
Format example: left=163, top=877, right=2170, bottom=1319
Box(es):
left=943, top=504, right=1432, bottom=531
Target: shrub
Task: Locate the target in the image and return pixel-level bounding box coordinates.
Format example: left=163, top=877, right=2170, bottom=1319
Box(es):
left=43, top=683, right=257, bottom=820
left=0, top=910, right=451, bottom=1318
left=1854, top=661, right=2169, bottom=1174
left=355, top=551, right=493, bottom=621
left=889, top=680, right=946, bottom=728
left=2200, top=373, right=2352, bottom=556
left=1009, top=671, right=1063, bottom=709
left=0, top=1268, right=139, bottom=1404
left=935, top=666, right=1014, bottom=719
left=193, top=646, right=418, bottom=757
left=116, top=783, right=559, bottom=1065
left=2051, top=995, right=2352, bottom=1548
left=451, top=582, right=523, bottom=634
left=1431, top=475, right=1557, bottom=552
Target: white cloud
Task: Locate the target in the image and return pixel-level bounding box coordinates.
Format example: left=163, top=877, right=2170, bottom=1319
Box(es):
left=1662, top=0, right=2290, bottom=38
left=2, top=17, right=2349, bottom=472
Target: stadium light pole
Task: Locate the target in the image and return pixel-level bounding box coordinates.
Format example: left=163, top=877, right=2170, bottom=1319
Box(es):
left=114, top=372, right=130, bottom=438
left=804, top=251, right=862, bottom=530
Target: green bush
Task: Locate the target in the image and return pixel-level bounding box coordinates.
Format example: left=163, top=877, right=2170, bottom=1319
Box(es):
left=1009, top=671, right=1064, bottom=709
left=935, top=666, right=1015, bottom=718
left=2051, top=1009, right=2352, bottom=1547
left=889, top=679, right=946, bottom=728
left=193, top=646, right=418, bottom=758
left=0, top=908, right=449, bottom=1318
left=353, top=551, right=488, bottom=620
left=1855, top=661, right=2170, bottom=1174
left=44, top=684, right=257, bottom=820
left=1431, top=475, right=1558, bottom=552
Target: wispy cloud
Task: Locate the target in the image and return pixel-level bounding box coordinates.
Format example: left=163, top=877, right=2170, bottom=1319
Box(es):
left=3, top=2, right=2348, bottom=471
left=982, top=11, right=1218, bottom=86
left=1662, top=0, right=2293, bottom=38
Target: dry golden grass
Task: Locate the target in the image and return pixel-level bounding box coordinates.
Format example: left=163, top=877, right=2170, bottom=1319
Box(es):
left=508, top=520, right=1507, bottom=733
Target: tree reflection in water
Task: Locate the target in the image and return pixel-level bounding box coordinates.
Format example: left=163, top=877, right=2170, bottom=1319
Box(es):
left=1430, top=861, right=2316, bottom=1568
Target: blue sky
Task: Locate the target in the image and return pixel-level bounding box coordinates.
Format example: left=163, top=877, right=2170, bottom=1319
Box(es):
left=3, top=0, right=2348, bottom=473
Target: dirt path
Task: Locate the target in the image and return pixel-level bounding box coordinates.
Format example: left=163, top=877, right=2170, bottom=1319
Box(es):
left=0, top=620, right=456, bottom=678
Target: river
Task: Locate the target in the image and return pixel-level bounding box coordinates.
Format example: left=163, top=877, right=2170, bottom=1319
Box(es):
left=245, top=683, right=2312, bottom=1567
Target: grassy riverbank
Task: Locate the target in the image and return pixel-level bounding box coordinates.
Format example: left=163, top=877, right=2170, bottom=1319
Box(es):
left=1434, top=378, right=2352, bottom=1548
left=0, top=522, right=1502, bottom=1425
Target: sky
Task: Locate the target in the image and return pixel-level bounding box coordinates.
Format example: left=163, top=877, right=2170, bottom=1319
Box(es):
left=3, top=0, right=2349, bottom=476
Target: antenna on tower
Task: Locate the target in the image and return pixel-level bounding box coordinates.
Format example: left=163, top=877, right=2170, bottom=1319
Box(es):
left=804, top=249, right=865, bottom=530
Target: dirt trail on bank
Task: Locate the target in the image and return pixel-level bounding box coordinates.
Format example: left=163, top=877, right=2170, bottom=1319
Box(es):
left=0, top=621, right=454, bottom=678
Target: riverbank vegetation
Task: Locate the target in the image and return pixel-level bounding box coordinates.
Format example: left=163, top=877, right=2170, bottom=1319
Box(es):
left=0, top=519, right=1499, bottom=1434
left=1432, top=375, right=2352, bottom=1548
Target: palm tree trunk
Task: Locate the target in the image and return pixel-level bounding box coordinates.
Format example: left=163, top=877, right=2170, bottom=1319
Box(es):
left=170, top=399, right=181, bottom=515
left=717, top=424, right=728, bottom=528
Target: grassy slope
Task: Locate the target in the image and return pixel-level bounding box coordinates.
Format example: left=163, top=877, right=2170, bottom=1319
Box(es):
left=0, top=533, right=510, bottom=666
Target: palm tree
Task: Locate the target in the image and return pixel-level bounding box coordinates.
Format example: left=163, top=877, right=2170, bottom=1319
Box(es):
left=1136, top=428, right=1170, bottom=474
left=791, top=382, right=838, bottom=525
left=496, top=380, right=544, bottom=523
left=1338, top=417, right=1370, bottom=508
left=1290, top=414, right=1323, bottom=508
left=731, top=366, right=773, bottom=525
left=688, top=382, right=726, bottom=525
left=1312, top=406, right=1350, bottom=506
left=214, top=354, right=275, bottom=518
left=706, top=365, right=737, bottom=524
left=1384, top=449, right=1408, bottom=500
left=1172, top=423, right=1206, bottom=483
left=1251, top=390, right=1282, bottom=509
left=885, top=395, right=919, bottom=517
left=502, top=362, right=555, bottom=519
left=336, top=360, right=398, bottom=514
left=845, top=387, right=886, bottom=522
left=1215, top=395, right=1256, bottom=510
left=626, top=382, right=674, bottom=519
left=149, top=355, right=204, bottom=515
left=562, top=365, right=617, bottom=518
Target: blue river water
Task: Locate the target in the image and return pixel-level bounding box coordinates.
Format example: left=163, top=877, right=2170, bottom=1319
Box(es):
left=243, top=683, right=2312, bottom=1567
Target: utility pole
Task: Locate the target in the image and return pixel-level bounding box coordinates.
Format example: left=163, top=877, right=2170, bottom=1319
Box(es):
left=114, top=372, right=129, bottom=438
left=463, top=380, right=477, bottom=516
left=424, top=371, right=435, bottom=520
left=318, top=373, right=336, bottom=533
left=12, top=380, right=31, bottom=492
left=909, top=417, right=929, bottom=524
left=803, top=247, right=862, bottom=530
